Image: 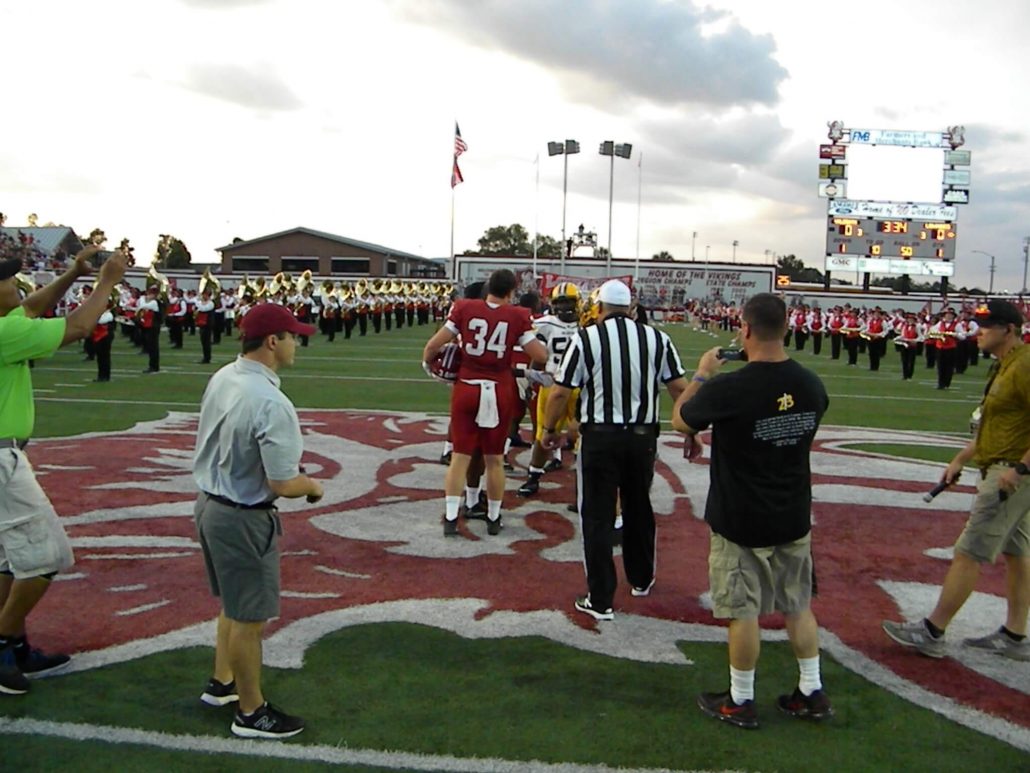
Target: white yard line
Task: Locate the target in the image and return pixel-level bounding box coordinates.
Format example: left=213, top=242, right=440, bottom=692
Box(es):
left=0, top=717, right=716, bottom=773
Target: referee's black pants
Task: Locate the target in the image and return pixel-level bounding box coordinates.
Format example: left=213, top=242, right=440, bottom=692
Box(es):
left=578, top=424, right=659, bottom=610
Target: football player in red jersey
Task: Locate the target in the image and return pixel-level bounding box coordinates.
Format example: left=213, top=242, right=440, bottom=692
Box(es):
left=423, top=269, right=547, bottom=536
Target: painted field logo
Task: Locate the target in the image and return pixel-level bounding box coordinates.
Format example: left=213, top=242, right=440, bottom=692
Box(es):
left=25, top=410, right=1029, bottom=741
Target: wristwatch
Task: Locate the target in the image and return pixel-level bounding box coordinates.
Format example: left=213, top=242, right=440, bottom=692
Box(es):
left=1015, top=462, right=1029, bottom=476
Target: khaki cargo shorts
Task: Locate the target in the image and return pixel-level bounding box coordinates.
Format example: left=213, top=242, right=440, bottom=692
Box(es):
left=955, top=465, right=1030, bottom=563
left=708, top=531, right=813, bottom=619
left=0, top=448, right=75, bottom=579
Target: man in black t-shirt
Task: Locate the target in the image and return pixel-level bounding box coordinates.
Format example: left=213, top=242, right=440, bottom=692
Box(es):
left=672, top=293, right=832, bottom=730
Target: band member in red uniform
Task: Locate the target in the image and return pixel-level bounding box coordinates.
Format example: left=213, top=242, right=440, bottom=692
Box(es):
left=791, top=305, right=809, bottom=352
left=195, top=289, right=215, bottom=364
left=894, top=311, right=923, bottom=380
left=827, top=306, right=844, bottom=360
left=138, top=285, right=162, bottom=373
left=422, top=269, right=547, bottom=536
left=929, top=308, right=959, bottom=389
left=91, top=301, right=115, bottom=382
left=842, top=307, right=862, bottom=366
left=863, top=308, right=889, bottom=372
left=807, top=305, right=824, bottom=355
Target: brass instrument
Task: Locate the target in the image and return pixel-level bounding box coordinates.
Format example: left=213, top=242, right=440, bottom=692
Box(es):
left=252, top=276, right=267, bottom=300
left=13, top=272, right=35, bottom=297
left=146, top=263, right=171, bottom=302
left=389, top=280, right=402, bottom=294
left=296, top=269, right=313, bottom=295
left=236, top=275, right=254, bottom=301
left=198, top=267, right=221, bottom=297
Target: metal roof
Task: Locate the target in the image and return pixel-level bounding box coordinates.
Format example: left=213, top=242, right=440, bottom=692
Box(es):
left=216, top=226, right=428, bottom=262
left=0, top=226, right=81, bottom=256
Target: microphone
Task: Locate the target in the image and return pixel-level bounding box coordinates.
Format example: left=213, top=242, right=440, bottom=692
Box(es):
left=922, top=480, right=951, bottom=503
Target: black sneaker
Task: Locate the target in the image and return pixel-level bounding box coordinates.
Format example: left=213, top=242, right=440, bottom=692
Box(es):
left=0, top=645, right=29, bottom=695
left=231, top=702, right=304, bottom=739
left=509, top=435, right=532, bottom=448
left=487, top=516, right=503, bottom=535
left=777, top=688, right=834, bottom=721
left=201, top=677, right=239, bottom=706
left=517, top=476, right=540, bottom=497
left=443, top=517, right=459, bottom=536
left=14, top=640, right=70, bottom=676
left=439, top=451, right=452, bottom=466
left=566, top=502, right=578, bottom=513
left=543, top=458, right=563, bottom=473
left=462, top=492, right=488, bottom=521
left=697, top=690, right=759, bottom=729
left=574, top=595, right=613, bottom=621
left=503, top=461, right=515, bottom=472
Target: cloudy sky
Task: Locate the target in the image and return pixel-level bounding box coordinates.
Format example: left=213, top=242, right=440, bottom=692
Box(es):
left=3, top=0, right=1029, bottom=290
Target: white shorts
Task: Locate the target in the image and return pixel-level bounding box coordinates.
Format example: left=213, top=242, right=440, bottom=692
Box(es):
left=0, top=448, right=75, bottom=579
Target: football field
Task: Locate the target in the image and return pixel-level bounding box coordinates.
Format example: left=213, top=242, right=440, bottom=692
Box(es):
left=2, top=321, right=1028, bottom=772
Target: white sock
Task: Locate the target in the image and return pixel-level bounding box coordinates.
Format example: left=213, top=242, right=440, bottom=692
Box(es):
left=797, top=656, right=822, bottom=696
left=445, top=496, right=461, bottom=521
left=487, top=499, right=502, bottom=521
left=443, top=441, right=453, bottom=455
left=465, top=487, right=481, bottom=508
left=729, top=666, right=755, bottom=704
left=614, top=514, right=624, bottom=530
left=504, top=437, right=512, bottom=454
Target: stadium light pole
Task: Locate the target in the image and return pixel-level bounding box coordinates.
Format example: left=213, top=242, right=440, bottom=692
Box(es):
left=548, top=139, right=580, bottom=275
left=1023, top=237, right=1030, bottom=295
left=971, top=250, right=996, bottom=294
left=692, top=231, right=698, bottom=261
left=732, top=239, right=739, bottom=262
left=599, top=140, right=632, bottom=276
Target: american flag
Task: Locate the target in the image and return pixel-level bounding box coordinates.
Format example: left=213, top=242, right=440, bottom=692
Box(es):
left=452, top=122, right=467, bottom=188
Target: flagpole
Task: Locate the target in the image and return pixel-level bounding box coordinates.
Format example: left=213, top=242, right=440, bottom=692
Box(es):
left=533, top=153, right=539, bottom=281
left=450, top=186, right=455, bottom=262
left=635, top=152, right=642, bottom=282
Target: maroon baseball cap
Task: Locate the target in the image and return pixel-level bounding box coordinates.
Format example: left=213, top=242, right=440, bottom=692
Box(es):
left=239, top=302, right=317, bottom=340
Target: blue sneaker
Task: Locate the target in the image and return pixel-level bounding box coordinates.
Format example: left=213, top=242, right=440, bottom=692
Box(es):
left=14, top=639, right=70, bottom=676
left=0, top=644, right=30, bottom=695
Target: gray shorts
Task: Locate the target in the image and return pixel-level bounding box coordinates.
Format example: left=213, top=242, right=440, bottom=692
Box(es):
left=0, top=448, right=74, bottom=579
left=955, top=465, right=1030, bottom=563
left=194, top=493, right=281, bottom=623
left=708, top=531, right=813, bottom=619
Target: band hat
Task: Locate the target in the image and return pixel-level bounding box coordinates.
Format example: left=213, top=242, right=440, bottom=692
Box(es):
left=0, top=257, right=23, bottom=280
left=975, top=300, right=1024, bottom=327
left=240, top=301, right=317, bottom=340
left=597, top=279, right=632, bottom=306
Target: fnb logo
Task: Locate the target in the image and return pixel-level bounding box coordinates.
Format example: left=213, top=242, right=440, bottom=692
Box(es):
left=851, top=130, right=871, bottom=142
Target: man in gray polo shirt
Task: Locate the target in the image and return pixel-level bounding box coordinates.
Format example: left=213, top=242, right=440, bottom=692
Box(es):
left=193, top=302, right=323, bottom=739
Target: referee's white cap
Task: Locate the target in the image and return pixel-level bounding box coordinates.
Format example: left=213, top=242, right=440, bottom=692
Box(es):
left=597, top=279, right=631, bottom=306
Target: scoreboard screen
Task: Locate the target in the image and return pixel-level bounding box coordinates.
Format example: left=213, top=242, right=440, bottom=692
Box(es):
left=825, top=216, right=956, bottom=260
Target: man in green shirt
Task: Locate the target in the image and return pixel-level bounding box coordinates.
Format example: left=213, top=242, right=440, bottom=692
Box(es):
left=0, top=245, right=129, bottom=695
left=884, top=300, right=1030, bottom=661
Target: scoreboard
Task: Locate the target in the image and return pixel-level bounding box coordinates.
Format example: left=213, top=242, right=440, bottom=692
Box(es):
left=825, top=216, right=956, bottom=260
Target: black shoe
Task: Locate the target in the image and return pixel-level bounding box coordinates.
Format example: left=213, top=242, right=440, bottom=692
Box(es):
left=462, top=492, right=489, bottom=521
left=142, top=368, right=159, bottom=374
left=487, top=516, right=503, bottom=535
left=201, top=677, right=239, bottom=706
left=0, top=645, right=30, bottom=695
left=439, top=451, right=452, bottom=466
left=574, top=595, right=613, bottom=621
left=231, top=702, right=304, bottom=739
left=14, top=639, right=70, bottom=676
left=92, top=377, right=110, bottom=383
left=777, top=688, right=834, bottom=721
left=697, top=690, right=758, bottom=729
left=566, top=502, right=578, bottom=513
left=542, top=458, right=563, bottom=473
left=503, top=461, right=515, bottom=472
left=443, top=517, right=459, bottom=536
left=509, top=435, right=531, bottom=448
left=197, top=359, right=211, bottom=364
left=517, top=476, right=540, bottom=497
left=611, top=526, right=623, bottom=547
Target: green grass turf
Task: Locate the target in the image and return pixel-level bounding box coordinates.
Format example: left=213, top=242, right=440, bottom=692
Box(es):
left=4, top=625, right=1028, bottom=772
left=7, top=322, right=1015, bottom=771
left=30, top=322, right=984, bottom=443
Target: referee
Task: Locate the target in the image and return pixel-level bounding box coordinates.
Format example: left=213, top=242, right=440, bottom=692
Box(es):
left=542, top=279, right=688, bottom=621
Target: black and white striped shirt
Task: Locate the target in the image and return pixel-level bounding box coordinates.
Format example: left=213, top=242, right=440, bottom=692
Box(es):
left=554, top=314, right=685, bottom=425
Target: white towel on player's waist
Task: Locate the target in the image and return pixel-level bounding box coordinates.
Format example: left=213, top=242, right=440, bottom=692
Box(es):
left=461, top=379, right=499, bottom=428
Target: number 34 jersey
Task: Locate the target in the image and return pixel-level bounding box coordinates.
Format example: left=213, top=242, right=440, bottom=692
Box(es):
left=445, top=299, right=538, bottom=381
